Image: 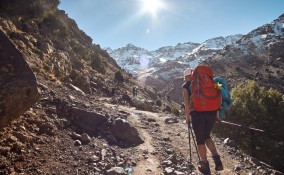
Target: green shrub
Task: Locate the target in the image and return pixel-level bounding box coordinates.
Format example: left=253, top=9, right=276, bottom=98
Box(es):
left=214, top=80, right=284, bottom=172
left=72, top=43, right=90, bottom=60
left=90, top=54, right=105, bottom=73
left=124, top=77, right=130, bottom=83
left=0, top=0, right=60, bottom=20
left=115, top=71, right=124, bottom=83
left=155, top=99, right=162, bottom=107
left=163, top=105, right=171, bottom=113
left=42, top=13, right=68, bottom=37
left=171, top=107, right=180, bottom=117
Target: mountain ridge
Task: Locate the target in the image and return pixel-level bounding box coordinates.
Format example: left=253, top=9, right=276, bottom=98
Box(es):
left=106, top=34, right=242, bottom=75
left=106, top=14, right=284, bottom=104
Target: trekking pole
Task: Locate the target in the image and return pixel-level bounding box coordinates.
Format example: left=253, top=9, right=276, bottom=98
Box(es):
left=187, top=123, right=194, bottom=172
left=221, top=120, right=264, bottom=132
left=188, top=123, right=201, bottom=162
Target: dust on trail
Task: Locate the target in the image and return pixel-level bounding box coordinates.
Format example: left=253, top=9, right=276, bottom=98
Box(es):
left=104, top=102, right=250, bottom=175
left=117, top=105, right=163, bottom=175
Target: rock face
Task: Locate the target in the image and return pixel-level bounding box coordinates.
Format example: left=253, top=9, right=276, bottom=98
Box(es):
left=111, top=118, right=144, bottom=146
left=71, top=107, right=108, bottom=132
left=0, top=31, right=39, bottom=129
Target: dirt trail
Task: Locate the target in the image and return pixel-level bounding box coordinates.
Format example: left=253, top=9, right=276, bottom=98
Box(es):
left=104, top=102, right=279, bottom=175
left=111, top=104, right=235, bottom=174
left=114, top=105, right=163, bottom=175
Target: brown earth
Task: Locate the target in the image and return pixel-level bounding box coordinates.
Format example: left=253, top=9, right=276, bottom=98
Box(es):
left=0, top=77, right=282, bottom=175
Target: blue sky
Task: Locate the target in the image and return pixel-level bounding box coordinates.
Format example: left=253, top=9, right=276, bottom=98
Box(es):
left=59, top=0, right=284, bottom=51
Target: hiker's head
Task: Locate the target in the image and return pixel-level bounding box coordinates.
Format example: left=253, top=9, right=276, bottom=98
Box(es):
left=184, top=68, right=193, bottom=80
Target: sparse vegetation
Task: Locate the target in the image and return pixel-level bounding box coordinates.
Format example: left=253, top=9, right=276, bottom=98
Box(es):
left=115, top=71, right=124, bottom=83
left=73, top=43, right=90, bottom=61
left=42, top=13, right=68, bottom=38
left=171, top=107, right=179, bottom=117
left=0, top=0, right=60, bottom=20
left=214, top=80, right=284, bottom=171
left=163, top=105, right=171, bottom=113
left=90, top=53, right=106, bottom=73
left=155, top=99, right=162, bottom=107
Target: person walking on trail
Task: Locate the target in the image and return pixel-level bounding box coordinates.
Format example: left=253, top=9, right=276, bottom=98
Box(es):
left=132, top=86, right=135, bottom=97
left=182, top=66, right=223, bottom=175
left=132, top=86, right=138, bottom=97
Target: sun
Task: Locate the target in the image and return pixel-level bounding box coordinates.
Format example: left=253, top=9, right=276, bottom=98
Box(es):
left=140, top=0, right=165, bottom=16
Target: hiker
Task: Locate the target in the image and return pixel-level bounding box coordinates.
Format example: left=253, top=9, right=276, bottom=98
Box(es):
left=132, top=86, right=138, bottom=97
left=122, top=90, right=131, bottom=104
left=111, top=87, right=116, bottom=96
left=166, top=95, right=171, bottom=103
left=182, top=66, right=223, bottom=174
left=132, top=86, right=136, bottom=97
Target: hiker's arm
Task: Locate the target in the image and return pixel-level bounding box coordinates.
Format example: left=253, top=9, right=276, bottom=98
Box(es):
left=183, top=88, right=190, bottom=124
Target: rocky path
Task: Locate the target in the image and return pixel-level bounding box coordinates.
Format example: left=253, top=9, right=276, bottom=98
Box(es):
left=112, top=104, right=282, bottom=175
left=0, top=93, right=282, bottom=175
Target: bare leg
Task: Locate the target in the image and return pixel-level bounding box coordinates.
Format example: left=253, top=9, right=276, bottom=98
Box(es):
left=197, top=144, right=211, bottom=174
left=197, top=144, right=207, bottom=161
left=205, top=138, right=218, bottom=156
left=205, top=138, right=223, bottom=171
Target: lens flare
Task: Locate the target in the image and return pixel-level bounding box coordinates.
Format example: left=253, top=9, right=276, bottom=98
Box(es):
left=139, top=54, right=149, bottom=69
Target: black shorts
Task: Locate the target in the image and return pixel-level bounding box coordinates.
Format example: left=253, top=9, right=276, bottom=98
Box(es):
left=190, top=111, right=217, bottom=145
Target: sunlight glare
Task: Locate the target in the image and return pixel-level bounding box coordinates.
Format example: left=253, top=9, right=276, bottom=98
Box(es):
left=141, top=0, right=165, bottom=16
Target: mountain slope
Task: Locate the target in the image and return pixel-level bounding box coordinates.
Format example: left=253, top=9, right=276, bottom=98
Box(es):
left=210, top=13, right=284, bottom=93
left=0, top=0, right=121, bottom=96
left=0, top=1, right=283, bottom=174
left=107, top=35, right=242, bottom=102
left=108, top=14, right=284, bottom=103
left=107, top=35, right=242, bottom=75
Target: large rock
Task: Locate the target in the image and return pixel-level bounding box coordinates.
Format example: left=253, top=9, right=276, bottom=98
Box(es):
left=0, top=31, right=40, bottom=129
left=106, top=167, right=127, bottom=175
left=71, top=107, right=108, bottom=132
left=131, top=98, right=154, bottom=111
left=110, top=118, right=144, bottom=146
left=68, top=70, right=92, bottom=94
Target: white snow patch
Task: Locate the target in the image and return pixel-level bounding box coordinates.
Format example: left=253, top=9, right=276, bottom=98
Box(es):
left=159, top=57, right=167, bottom=63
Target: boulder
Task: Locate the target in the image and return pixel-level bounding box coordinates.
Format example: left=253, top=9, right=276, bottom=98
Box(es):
left=71, top=107, right=108, bottom=132
left=165, top=117, right=178, bottom=124
left=68, top=70, right=92, bottom=94
left=131, top=98, right=153, bottom=111
left=110, top=118, right=144, bottom=146
left=0, top=31, right=39, bottom=129
left=106, top=167, right=127, bottom=175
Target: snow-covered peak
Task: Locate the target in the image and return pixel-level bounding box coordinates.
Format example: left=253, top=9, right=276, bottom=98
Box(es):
left=201, top=35, right=242, bottom=49
left=231, top=13, right=284, bottom=55
left=107, top=34, right=242, bottom=79
left=195, top=34, right=242, bottom=50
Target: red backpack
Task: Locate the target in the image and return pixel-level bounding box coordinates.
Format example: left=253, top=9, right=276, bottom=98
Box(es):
left=190, top=65, right=221, bottom=111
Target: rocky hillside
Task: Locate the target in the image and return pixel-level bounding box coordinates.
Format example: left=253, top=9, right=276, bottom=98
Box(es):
left=0, top=1, right=283, bottom=174
left=210, top=13, right=284, bottom=93
left=0, top=0, right=129, bottom=128
left=0, top=0, right=120, bottom=94
left=0, top=1, right=177, bottom=173
left=187, top=13, right=284, bottom=105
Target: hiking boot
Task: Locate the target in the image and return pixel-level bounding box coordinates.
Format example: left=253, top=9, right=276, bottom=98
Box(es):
left=213, top=155, right=223, bottom=171
left=197, top=161, right=211, bottom=175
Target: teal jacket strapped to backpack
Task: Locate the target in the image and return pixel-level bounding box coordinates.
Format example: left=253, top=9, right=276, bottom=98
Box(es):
left=214, top=77, right=233, bottom=119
